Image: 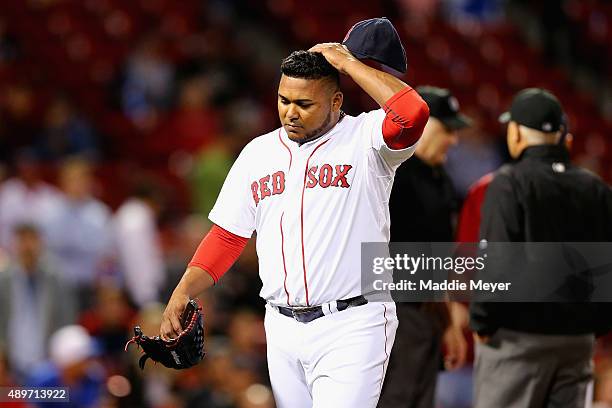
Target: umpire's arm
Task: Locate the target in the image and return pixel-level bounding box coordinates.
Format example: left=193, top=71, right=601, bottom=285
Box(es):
left=469, top=173, right=522, bottom=338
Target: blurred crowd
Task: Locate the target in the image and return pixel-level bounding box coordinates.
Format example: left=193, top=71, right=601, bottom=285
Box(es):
left=0, top=0, right=610, bottom=407
left=0, top=154, right=270, bottom=408
left=0, top=0, right=280, bottom=406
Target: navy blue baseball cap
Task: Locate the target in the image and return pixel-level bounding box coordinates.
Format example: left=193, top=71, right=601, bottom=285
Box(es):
left=342, top=17, right=407, bottom=73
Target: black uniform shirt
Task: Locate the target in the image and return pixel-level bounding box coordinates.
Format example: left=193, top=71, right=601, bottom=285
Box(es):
left=471, top=144, right=612, bottom=335
left=389, top=155, right=457, bottom=243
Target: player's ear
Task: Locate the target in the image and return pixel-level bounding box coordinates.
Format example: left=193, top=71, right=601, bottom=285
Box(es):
left=506, top=121, right=520, bottom=157
left=332, top=91, right=343, bottom=112
left=508, top=121, right=520, bottom=144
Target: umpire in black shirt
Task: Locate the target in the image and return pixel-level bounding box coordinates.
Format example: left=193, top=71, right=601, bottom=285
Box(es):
left=380, top=86, right=471, bottom=408
left=388, top=86, right=469, bottom=243
left=470, top=88, right=612, bottom=408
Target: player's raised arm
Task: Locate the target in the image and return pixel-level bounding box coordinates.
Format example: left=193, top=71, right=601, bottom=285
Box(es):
left=308, top=43, right=406, bottom=106
left=309, top=43, right=429, bottom=150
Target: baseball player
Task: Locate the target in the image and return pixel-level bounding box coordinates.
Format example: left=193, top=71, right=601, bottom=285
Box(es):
left=160, top=43, right=429, bottom=407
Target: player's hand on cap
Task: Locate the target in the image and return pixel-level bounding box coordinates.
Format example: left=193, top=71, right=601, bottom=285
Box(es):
left=160, top=291, right=190, bottom=341
left=309, top=43, right=357, bottom=74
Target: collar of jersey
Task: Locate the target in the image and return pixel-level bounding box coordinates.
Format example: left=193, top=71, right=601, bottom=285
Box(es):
left=283, top=114, right=348, bottom=149
left=519, top=144, right=570, bottom=162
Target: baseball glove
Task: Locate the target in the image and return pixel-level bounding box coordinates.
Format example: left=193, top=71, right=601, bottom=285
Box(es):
left=125, top=299, right=205, bottom=370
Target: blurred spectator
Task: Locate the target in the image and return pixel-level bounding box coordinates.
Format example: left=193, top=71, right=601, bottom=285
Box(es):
left=0, top=150, right=61, bottom=248
left=121, top=34, right=174, bottom=131
left=189, top=139, right=234, bottom=217
left=113, top=181, right=165, bottom=307
left=155, top=75, right=221, bottom=154
left=0, top=224, right=77, bottom=381
left=78, top=282, right=136, bottom=366
left=36, top=95, right=99, bottom=161
left=28, top=325, right=105, bottom=408
left=46, top=157, right=113, bottom=305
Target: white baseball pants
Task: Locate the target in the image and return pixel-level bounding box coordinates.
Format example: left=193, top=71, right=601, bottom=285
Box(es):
left=264, top=301, right=398, bottom=408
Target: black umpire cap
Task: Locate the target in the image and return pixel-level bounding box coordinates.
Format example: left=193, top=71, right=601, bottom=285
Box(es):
left=499, top=88, right=565, bottom=133
left=417, top=86, right=472, bottom=130
left=342, top=17, right=407, bottom=73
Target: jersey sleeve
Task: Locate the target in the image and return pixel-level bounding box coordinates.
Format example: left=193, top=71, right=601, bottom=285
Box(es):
left=208, top=144, right=257, bottom=238
left=360, top=109, right=418, bottom=171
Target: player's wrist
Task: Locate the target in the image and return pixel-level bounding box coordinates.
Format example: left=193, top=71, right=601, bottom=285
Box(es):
left=176, top=266, right=214, bottom=298
left=170, top=288, right=190, bottom=301
left=342, top=57, right=365, bottom=77
left=171, top=276, right=194, bottom=301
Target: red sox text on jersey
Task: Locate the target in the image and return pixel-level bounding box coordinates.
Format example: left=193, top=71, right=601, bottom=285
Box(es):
left=251, top=165, right=353, bottom=205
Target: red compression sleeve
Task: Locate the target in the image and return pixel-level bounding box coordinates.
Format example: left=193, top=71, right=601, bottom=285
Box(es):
left=382, top=86, right=430, bottom=150
left=188, top=224, right=249, bottom=284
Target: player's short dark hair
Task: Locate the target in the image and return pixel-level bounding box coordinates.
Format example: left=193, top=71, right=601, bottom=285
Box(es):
left=280, top=50, right=340, bottom=88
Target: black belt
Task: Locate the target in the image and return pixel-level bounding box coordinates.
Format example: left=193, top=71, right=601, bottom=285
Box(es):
left=275, top=295, right=368, bottom=323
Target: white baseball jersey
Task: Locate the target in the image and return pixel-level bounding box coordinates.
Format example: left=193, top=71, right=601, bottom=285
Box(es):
left=209, top=109, right=416, bottom=306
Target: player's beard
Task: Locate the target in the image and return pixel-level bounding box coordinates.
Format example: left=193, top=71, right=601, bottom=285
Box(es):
left=299, top=110, right=333, bottom=145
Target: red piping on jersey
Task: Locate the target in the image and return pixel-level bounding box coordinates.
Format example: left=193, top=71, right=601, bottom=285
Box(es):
left=278, top=129, right=293, bottom=170
left=279, top=212, right=291, bottom=305
left=279, top=129, right=292, bottom=305
left=300, top=138, right=330, bottom=306
left=379, top=304, right=389, bottom=394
